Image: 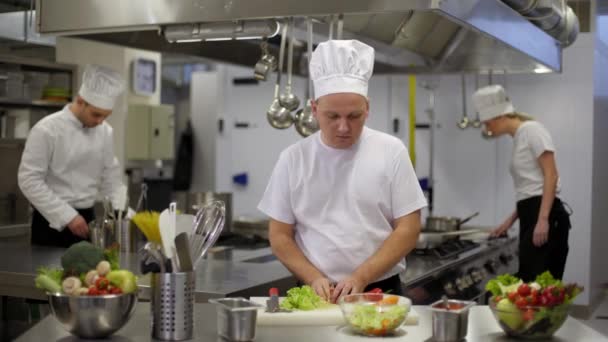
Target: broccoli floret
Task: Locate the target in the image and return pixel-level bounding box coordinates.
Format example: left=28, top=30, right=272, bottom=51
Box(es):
left=61, top=241, right=105, bottom=275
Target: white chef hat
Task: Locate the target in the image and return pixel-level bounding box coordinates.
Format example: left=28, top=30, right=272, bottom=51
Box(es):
left=78, top=64, right=125, bottom=110
left=310, top=40, right=374, bottom=100
left=472, top=84, right=516, bottom=122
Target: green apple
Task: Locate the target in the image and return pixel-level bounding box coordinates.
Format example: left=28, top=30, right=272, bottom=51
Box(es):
left=107, top=270, right=137, bottom=293
left=496, top=298, right=523, bottom=330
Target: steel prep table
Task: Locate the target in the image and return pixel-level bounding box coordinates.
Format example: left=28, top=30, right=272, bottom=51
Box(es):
left=14, top=303, right=608, bottom=341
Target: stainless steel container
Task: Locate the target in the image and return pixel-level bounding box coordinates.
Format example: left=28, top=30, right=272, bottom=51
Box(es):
left=151, top=272, right=195, bottom=341
left=429, top=299, right=476, bottom=342
left=209, top=298, right=262, bottom=341
left=116, top=219, right=145, bottom=253
left=89, top=219, right=116, bottom=249
left=173, top=192, right=233, bottom=235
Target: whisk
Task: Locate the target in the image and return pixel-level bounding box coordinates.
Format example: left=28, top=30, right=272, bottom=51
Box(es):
left=190, top=200, right=226, bottom=267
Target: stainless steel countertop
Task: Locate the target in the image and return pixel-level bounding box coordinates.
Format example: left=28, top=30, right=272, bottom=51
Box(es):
left=15, top=303, right=607, bottom=341
left=0, top=235, right=516, bottom=301
left=0, top=243, right=294, bottom=301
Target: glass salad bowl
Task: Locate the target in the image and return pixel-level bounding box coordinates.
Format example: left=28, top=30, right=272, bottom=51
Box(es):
left=338, top=293, right=411, bottom=336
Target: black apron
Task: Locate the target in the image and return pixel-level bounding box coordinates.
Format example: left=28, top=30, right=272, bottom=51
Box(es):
left=30, top=208, right=95, bottom=248
left=516, top=196, right=571, bottom=282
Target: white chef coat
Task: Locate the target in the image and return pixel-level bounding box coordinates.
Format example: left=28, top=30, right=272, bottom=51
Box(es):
left=18, top=105, right=124, bottom=230
left=258, top=127, right=427, bottom=282
left=510, top=121, right=561, bottom=201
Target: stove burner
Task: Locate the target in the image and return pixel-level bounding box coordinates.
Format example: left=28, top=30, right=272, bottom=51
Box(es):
left=413, top=239, right=480, bottom=259
left=216, top=233, right=270, bottom=249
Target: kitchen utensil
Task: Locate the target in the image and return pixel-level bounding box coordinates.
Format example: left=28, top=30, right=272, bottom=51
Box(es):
left=48, top=292, right=137, bottom=339
left=425, top=212, right=480, bottom=233
left=144, top=242, right=166, bottom=273
left=457, top=74, right=470, bottom=129
left=89, top=219, right=116, bottom=249
left=185, top=192, right=232, bottom=236
left=265, top=288, right=291, bottom=313
left=135, top=183, right=148, bottom=212
left=430, top=298, right=475, bottom=342
left=294, top=18, right=319, bottom=137
left=267, top=22, right=293, bottom=129
left=174, top=232, right=193, bottom=272
left=151, top=271, right=195, bottom=341
left=253, top=38, right=277, bottom=81
left=472, top=73, right=482, bottom=128
left=278, top=18, right=300, bottom=112
left=158, top=208, right=172, bottom=260
left=190, top=200, right=226, bottom=267
left=416, top=228, right=484, bottom=249
left=175, top=213, right=194, bottom=236
left=209, top=298, right=263, bottom=342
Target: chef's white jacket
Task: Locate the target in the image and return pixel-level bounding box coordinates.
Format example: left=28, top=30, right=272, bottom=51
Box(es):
left=18, top=105, right=124, bottom=230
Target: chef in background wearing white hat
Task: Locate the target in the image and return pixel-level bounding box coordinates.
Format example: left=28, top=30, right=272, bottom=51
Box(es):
left=18, top=64, right=127, bottom=248
left=472, top=84, right=571, bottom=282
left=258, top=40, right=427, bottom=302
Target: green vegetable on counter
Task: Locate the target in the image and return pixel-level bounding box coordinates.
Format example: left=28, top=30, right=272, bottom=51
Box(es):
left=486, top=273, right=522, bottom=296
left=280, top=285, right=324, bottom=311
left=61, top=241, right=105, bottom=275
left=35, top=267, right=63, bottom=293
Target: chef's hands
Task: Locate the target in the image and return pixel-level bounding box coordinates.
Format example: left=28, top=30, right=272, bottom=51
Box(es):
left=490, top=221, right=511, bottom=238
left=533, top=218, right=549, bottom=247
left=310, top=277, right=333, bottom=302
left=330, top=274, right=367, bottom=304
left=67, top=215, right=89, bottom=239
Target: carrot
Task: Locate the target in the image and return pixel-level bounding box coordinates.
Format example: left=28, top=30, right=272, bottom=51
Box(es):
left=379, top=295, right=399, bottom=305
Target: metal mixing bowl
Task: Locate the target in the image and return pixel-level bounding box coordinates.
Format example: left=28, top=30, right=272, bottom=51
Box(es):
left=48, top=292, right=138, bottom=338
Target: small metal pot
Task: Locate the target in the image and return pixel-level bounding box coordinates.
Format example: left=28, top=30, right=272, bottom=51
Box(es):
left=209, top=298, right=263, bottom=341
left=424, top=212, right=479, bottom=232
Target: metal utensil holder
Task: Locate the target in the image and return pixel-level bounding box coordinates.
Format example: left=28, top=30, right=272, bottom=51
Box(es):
left=116, top=219, right=145, bottom=253
left=151, top=272, right=195, bottom=341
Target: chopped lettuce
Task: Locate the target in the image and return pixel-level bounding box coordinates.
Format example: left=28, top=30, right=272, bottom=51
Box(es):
left=280, top=286, right=323, bottom=311
left=348, top=304, right=407, bottom=334
left=486, top=274, right=522, bottom=296
left=534, top=271, right=563, bottom=288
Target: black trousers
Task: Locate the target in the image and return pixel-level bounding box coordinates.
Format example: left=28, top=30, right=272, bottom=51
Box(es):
left=516, top=196, right=571, bottom=282
left=30, top=208, right=95, bottom=248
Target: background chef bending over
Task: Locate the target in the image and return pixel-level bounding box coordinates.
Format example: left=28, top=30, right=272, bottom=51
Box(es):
left=258, top=40, right=427, bottom=303
left=18, top=64, right=127, bottom=248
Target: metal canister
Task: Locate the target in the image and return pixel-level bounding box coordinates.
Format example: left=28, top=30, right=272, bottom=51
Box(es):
left=209, top=298, right=262, bottom=341
left=151, top=272, right=195, bottom=341
left=429, top=299, right=476, bottom=342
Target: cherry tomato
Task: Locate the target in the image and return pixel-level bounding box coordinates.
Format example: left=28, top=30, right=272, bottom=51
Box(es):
left=523, top=308, right=535, bottom=321
left=515, top=297, right=528, bottom=309
left=95, top=277, right=109, bottom=290
left=518, top=283, right=531, bottom=297
left=508, top=291, right=518, bottom=302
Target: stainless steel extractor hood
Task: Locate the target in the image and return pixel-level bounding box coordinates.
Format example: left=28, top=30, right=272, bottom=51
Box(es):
left=34, top=0, right=575, bottom=74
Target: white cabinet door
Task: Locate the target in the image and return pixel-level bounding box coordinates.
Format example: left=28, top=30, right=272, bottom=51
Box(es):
left=125, top=104, right=150, bottom=160
left=149, top=104, right=174, bottom=160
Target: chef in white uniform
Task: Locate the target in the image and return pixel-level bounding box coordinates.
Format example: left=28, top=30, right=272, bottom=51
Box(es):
left=258, top=40, right=427, bottom=302
left=18, top=64, right=126, bottom=248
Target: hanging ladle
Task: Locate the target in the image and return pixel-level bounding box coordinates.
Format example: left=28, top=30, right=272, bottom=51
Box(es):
left=295, top=18, right=319, bottom=137
left=267, top=21, right=294, bottom=129
left=279, top=18, right=300, bottom=112
left=457, top=73, right=470, bottom=129
left=471, top=73, right=482, bottom=128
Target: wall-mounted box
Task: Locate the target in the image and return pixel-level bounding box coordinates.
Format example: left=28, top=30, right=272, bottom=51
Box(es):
left=126, top=103, right=174, bottom=160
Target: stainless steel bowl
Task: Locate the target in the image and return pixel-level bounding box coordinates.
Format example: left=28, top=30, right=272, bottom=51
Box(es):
left=48, top=292, right=138, bottom=339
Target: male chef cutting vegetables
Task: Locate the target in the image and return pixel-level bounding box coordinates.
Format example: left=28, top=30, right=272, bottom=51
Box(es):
left=258, top=40, right=426, bottom=302
left=18, top=64, right=126, bottom=248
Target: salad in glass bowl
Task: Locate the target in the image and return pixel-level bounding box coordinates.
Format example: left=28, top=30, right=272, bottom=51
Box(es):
left=338, top=292, right=411, bottom=336
left=486, top=271, right=583, bottom=339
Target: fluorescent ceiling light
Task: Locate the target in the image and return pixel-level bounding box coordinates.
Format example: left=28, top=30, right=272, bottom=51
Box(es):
left=164, top=19, right=280, bottom=43
left=533, top=65, right=553, bottom=74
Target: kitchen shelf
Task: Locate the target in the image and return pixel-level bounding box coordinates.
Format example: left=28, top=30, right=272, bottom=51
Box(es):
left=0, top=98, right=68, bottom=109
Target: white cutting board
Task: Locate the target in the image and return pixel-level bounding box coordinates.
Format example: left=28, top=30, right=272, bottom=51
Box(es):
left=250, top=297, right=418, bottom=326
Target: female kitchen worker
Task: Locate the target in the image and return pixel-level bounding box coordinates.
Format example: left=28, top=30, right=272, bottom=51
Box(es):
left=472, top=84, right=571, bottom=282
left=18, top=64, right=127, bottom=248
left=258, top=40, right=427, bottom=303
